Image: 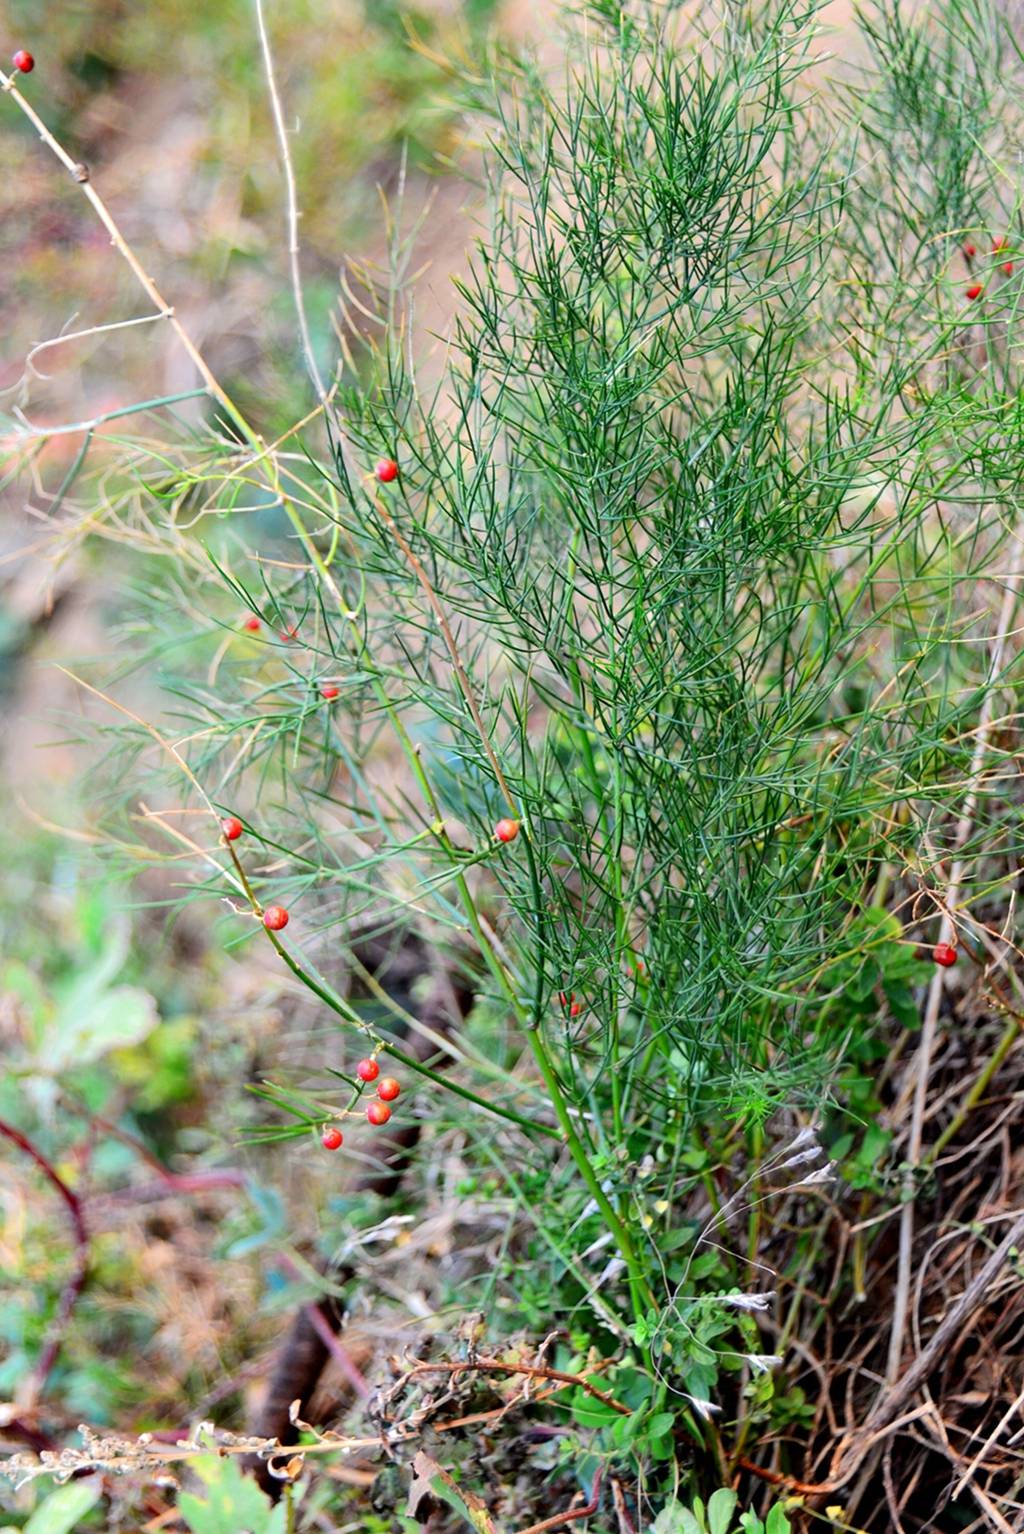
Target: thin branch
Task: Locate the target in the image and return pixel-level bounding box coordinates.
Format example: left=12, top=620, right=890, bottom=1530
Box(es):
left=252, top=0, right=327, bottom=405
left=404, top=1358, right=632, bottom=1415
left=515, top=1469, right=604, bottom=1534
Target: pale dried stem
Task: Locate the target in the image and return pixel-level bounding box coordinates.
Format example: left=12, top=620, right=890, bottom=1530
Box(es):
left=252, top=0, right=327, bottom=406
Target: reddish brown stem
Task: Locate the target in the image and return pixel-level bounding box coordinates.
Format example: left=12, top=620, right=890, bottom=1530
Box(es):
left=516, top=1470, right=604, bottom=1534
left=406, top=1358, right=631, bottom=1415
left=0, top=1117, right=88, bottom=1397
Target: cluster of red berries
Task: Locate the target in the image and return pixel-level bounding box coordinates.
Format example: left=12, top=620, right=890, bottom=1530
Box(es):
left=558, top=990, right=584, bottom=1019
left=963, top=236, right=1015, bottom=301
left=12, top=48, right=34, bottom=73
left=320, top=1061, right=402, bottom=1149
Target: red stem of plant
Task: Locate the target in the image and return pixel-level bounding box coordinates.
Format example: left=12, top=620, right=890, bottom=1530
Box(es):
left=304, top=1302, right=371, bottom=1399
left=516, top=1469, right=604, bottom=1534
left=0, top=1117, right=89, bottom=1397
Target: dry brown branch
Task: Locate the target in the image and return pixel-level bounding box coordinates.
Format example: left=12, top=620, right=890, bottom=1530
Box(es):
left=403, top=1357, right=633, bottom=1415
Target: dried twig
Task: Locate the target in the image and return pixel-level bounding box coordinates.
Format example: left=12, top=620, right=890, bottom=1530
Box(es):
left=404, top=1357, right=632, bottom=1415
left=515, top=1469, right=604, bottom=1534
left=252, top=0, right=327, bottom=406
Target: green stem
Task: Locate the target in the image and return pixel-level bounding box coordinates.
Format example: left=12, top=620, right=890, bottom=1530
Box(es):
left=524, top=1024, right=655, bottom=1320
left=225, top=841, right=558, bottom=1142
left=929, top=1016, right=1019, bottom=1159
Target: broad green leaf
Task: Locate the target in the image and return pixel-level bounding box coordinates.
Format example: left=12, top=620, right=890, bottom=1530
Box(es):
left=708, top=1488, right=739, bottom=1534
left=650, top=1501, right=704, bottom=1534
left=23, top=1480, right=102, bottom=1534
left=765, top=1506, right=792, bottom=1534
left=44, top=985, right=158, bottom=1072
left=178, top=1454, right=287, bottom=1534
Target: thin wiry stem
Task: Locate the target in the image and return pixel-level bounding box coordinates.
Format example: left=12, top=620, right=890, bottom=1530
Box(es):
left=252, top=0, right=327, bottom=406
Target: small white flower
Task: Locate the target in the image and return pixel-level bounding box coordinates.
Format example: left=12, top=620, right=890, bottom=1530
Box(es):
left=745, top=1353, right=782, bottom=1374
left=683, top=1394, right=722, bottom=1420
left=777, top=1145, right=823, bottom=1171
left=722, top=1291, right=776, bottom=1312
left=793, top=1162, right=835, bottom=1188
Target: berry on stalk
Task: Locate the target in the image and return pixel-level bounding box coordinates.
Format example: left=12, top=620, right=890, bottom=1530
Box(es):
left=375, top=458, right=399, bottom=483
left=966, top=283, right=983, bottom=300
left=242, top=616, right=261, bottom=632
left=569, top=1000, right=583, bottom=1018
left=366, top=1100, right=391, bottom=1126
left=377, top=1077, right=401, bottom=1102
left=557, top=990, right=574, bottom=1010
left=221, top=816, right=243, bottom=842
left=12, top=49, right=34, bottom=73
left=262, top=904, right=290, bottom=931
left=495, top=818, right=520, bottom=844
left=321, top=1126, right=343, bottom=1151
left=320, top=683, right=340, bottom=700
left=962, top=241, right=976, bottom=259
left=356, top=1058, right=379, bottom=1082
left=933, top=941, right=957, bottom=968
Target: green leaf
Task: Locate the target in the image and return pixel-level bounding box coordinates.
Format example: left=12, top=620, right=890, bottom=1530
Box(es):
left=708, top=1489, right=739, bottom=1534
left=650, top=1502, right=704, bottom=1534
left=178, top=1455, right=288, bottom=1534
left=23, top=1481, right=102, bottom=1534
left=765, top=1506, right=792, bottom=1534
left=44, top=986, right=158, bottom=1072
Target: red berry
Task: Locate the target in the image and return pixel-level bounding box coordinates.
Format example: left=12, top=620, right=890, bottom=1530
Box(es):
left=321, top=1126, right=343, bottom=1151
left=356, top=1058, right=379, bottom=1082
left=966, top=283, right=983, bottom=300
left=963, top=242, right=977, bottom=259
left=262, top=904, right=290, bottom=931
left=993, top=237, right=1009, bottom=252
left=557, top=990, right=574, bottom=1009
left=280, top=624, right=298, bottom=642
left=366, top=1100, right=392, bottom=1126
left=1003, top=262, right=1014, bottom=276
left=933, top=941, right=957, bottom=968
left=495, top=818, right=520, bottom=844
left=375, top=458, right=399, bottom=483
left=221, top=816, right=243, bottom=842
left=377, top=1077, right=401, bottom=1102
left=569, top=1001, right=583, bottom=1018
left=243, top=616, right=261, bottom=632
left=12, top=50, right=34, bottom=73
left=320, top=683, right=340, bottom=701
